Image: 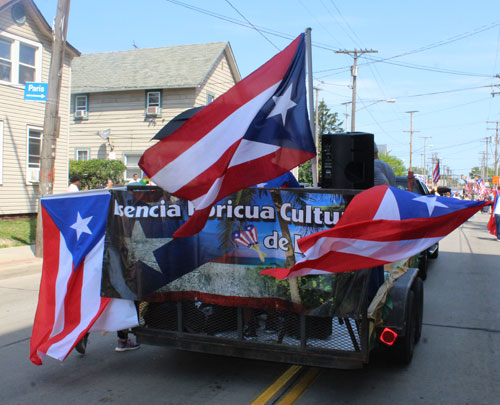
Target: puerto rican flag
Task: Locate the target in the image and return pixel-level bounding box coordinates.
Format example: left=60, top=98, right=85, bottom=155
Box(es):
left=30, top=192, right=138, bottom=365
left=433, top=161, right=440, bottom=184
left=261, top=185, right=488, bottom=279
left=139, top=33, right=315, bottom=238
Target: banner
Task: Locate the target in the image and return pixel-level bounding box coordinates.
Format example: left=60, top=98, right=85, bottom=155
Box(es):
left=101, top=187, right=369, bottom=316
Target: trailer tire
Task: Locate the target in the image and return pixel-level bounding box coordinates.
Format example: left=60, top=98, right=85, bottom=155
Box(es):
left=412, top=277, right=424, bottom=343
left=392, top=290, right=416, bottom=365
left=418, top=252, right=428, bottom=280
left=429, top=244, right=439, bottom=259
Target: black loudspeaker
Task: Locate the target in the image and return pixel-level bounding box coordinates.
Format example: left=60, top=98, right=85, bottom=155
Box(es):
left=321, top=132, right=374, bottom=189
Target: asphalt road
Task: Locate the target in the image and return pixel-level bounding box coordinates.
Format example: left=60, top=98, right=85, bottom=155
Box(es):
left=0, top=213, right=499, bottom=404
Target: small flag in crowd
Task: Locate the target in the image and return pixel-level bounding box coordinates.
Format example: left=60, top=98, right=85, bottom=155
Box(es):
left=261, top=185, right=488, bottom=280
left=30, top=191, right=138, bottom=365
left=433, top=160, right=440, bottom=184
left=139, top=33, right=315, bottom=238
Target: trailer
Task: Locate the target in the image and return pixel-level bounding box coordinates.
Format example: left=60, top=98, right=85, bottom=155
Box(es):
left=101, top=185, right=423, bottom=369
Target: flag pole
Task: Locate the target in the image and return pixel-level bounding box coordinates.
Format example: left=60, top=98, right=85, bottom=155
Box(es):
left=305, top=28, right=318, bottom=187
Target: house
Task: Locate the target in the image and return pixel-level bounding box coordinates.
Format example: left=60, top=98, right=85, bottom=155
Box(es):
left=0, top=0, right=79, bottom=215
left=69, top=42, right=241, bottom=180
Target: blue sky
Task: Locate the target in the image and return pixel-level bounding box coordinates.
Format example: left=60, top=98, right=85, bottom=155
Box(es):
left=36, top=0, right=500, bottom=177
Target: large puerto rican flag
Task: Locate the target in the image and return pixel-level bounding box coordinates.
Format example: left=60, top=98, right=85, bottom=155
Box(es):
left=139, top=33, right=315, bottom=238
left=261, top=185, right=488, bottom=279
left=30, top=191, right=138, bottom=365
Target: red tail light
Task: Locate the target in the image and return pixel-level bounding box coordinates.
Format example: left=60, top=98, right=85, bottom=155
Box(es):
left=380, top=328, right=398, bottom=346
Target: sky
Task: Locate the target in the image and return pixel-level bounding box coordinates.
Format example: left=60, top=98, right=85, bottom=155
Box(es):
left=35, top=0, right=500, bottom=178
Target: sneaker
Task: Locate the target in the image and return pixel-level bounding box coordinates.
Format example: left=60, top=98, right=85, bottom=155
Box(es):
left=115, top=339, right=140, bottom=352
left=75, top=333, right=89, bottom=354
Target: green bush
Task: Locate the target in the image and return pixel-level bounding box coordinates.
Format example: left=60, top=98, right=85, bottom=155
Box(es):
left=69, top=159, right=127, bottom=190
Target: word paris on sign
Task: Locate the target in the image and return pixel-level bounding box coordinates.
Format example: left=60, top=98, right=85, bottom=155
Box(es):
left=24, top=82, right=48, bottom=102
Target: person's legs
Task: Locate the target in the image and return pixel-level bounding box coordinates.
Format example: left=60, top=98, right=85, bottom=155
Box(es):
left=495, top=215, right=500, bottom=239
left=75, top=333, right=89, bottom=354
left=115, top=329, right=140, bottom=352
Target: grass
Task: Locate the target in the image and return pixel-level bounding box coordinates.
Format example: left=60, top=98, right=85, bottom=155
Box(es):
left=0, top=216, right=37, bottom=248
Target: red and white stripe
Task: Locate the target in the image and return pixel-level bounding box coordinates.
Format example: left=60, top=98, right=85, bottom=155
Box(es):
left=30, top=208, right=138, bottom=365
left=433, top=161, right=440, bottom=184
left=139, top=35, right=314, bottom=238
left=261, top=188, right=486, bottom=280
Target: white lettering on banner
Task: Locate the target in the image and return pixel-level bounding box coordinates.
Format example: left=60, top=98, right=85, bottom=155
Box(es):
left=263, top=231, right=304, bottom=253
left=113, top=197, right=342, bottom=226
left=113, top=200, right=183, bottom=219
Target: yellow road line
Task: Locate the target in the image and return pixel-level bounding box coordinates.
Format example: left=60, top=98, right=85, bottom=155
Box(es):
left=277, top=367, right=321, bottom=405
left=250, top=365, right=303, bottom=405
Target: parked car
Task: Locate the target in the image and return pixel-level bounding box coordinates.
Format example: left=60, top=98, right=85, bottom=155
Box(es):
left=395, top=176, right=439, bottom=280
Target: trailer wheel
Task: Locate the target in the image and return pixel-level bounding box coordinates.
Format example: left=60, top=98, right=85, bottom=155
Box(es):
left=418, top=252, right=428, bottom=280
left=429, top=244, right=439, bottom=259
left=412, top=277, right=424, bottom=343
left=392, top=290, right=416, bottom=364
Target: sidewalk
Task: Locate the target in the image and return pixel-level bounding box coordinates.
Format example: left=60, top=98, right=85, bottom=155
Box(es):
left=0, top=245, right=42, bottom=272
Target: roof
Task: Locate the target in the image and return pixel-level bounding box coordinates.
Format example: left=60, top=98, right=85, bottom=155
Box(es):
left=0, top=0, right=80, bottom=57
left=71, top=42, right=240, bottom=94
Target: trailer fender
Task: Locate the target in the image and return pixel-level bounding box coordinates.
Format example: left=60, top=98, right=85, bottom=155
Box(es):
left=382, top=267, right=419, bottom=335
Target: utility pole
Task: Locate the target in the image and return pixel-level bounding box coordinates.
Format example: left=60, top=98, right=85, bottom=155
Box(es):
left=404, top=111, right=419, bottom=172
left=482, top=137, right=490, bottom=180
left=487, top=121, right=499, bottom=176
left=341, top=102, right=350, bottom=132
left=419, top=136, right=431, bottom=177
left=335, top=49, right=378, bottom=132
left=313, top=87, right=320, bottom=185
left=35, top=0, right=71, bottom=257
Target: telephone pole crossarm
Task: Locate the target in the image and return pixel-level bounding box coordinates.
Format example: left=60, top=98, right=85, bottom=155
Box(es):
left=334, top=49, right=378, bottom=132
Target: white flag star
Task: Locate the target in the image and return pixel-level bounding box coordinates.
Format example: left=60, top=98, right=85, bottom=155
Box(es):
left=412, top=195, right=448, bottom=216
left=70, top=212, right=93, bottom=240
left=267, top=85, right=296, bottom=125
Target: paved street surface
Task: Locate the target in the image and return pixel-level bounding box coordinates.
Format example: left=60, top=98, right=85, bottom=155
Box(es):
left=0, top=214, right=499, bottom=404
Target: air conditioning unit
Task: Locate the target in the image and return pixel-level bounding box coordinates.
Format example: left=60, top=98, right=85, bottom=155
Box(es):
left=27, top=168, right=40, bottom=183
left=146, top=106, right=160, bottom=116
left=75, top=110, right=87, bottom=119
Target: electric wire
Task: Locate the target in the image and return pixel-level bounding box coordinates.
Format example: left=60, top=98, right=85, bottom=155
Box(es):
left=223, top=0, right=280, bottom=51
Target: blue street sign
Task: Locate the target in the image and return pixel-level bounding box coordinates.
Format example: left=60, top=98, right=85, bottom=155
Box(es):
left=24, top=82, right=48, bottom=101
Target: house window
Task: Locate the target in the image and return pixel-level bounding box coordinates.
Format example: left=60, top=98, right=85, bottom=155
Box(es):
left=27, top=127, right=43, bottom=183
left=74, top=95, right=88, bottom=119
left=146, top=91, right=161, bottom=116
left=0, top=37, right=12, bottom=82
left=206, top=92, right=215, bottom=104
left=19, top=43, right=36, bottom=84
left=124, top=154, right=142, bottom=180
left=0, top=121, right=3, bottom=185
left=75, top=148, right=90, bottom=161
left=0, top=33, right=41, bottom=86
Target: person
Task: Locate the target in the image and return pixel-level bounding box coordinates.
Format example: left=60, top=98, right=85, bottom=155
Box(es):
left=488, top=187, right=500, bottom=241
left=128, top=174, right=139, bottom=184
left=105, top=179, right=114, bottom=189
left=369, top=143, right=397, bottom=300
left=373, top=144, right=396, bottom=187
left=67, top=175, right=80, bottom=192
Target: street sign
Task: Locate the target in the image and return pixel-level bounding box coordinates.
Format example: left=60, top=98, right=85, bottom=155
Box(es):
left=24, top=82, right=48, bottom=102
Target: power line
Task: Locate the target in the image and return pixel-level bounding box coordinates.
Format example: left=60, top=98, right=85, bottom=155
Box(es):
left=223, top=0, right=280, bottom=51
left=164, top=0, right=340, bottom=52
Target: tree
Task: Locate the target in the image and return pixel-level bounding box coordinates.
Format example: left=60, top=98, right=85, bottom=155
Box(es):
left=298, top=100, right=343, bottom=185
left=378, top=152, right=406, bottom=176
left=469, top=166, right=495, bottom=179
left=69, top=159, right=127, bottom=189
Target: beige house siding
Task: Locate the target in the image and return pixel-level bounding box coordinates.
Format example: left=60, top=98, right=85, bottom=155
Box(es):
left=69, top=49, right=239, bottom=182
left=195, top=51, right=238, bottom=106
left=0, top=0, right=75, bottom=215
